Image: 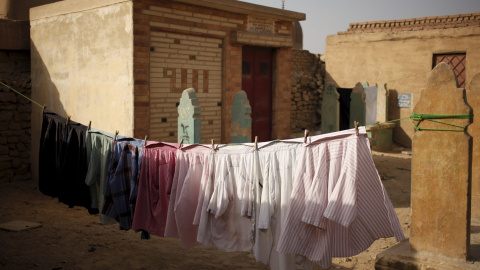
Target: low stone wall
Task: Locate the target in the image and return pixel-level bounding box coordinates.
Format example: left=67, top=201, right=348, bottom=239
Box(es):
left=291, top=49, right=324, bottom=135
left=0, top=50, right=32, bottom=182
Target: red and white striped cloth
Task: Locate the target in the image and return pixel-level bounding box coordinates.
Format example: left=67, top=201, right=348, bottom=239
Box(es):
left=277, top=127, right=405, bottom=268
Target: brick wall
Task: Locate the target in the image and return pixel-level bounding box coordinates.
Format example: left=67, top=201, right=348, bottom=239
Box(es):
left=0, top=50, right=31, bottom=182
left=290, top=50, right=324, bottom=135
left=134, top=0, right=296, bottom=143
left=134, top=0, right=247, bottom=143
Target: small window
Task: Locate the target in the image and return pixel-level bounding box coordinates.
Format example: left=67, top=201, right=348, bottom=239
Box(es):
left=433, top=53, right=466, bottom=87
left=242, top=61, right=251, bottom=75
left=259, top=62, right=268, bottom=75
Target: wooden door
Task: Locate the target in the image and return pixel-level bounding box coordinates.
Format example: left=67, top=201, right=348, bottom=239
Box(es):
left=242, top=46, right=273, bottom=142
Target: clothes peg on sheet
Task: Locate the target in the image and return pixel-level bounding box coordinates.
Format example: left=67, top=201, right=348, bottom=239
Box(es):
left=354, top=121, right=359, bottom=136
left=114, top=130, right=119, bottom=141
left=144, top=135, right=148, bottom=146
left=42, top=104, right=47, bottom=114
left=66, top=116, right=71, bottom=125
left=304, top=129, right=309, bottom=143
left=211, top=139, right=215, bottom=150
left=88, top=121, right=92, bottom=131
left=178, top=138, right=183, bottom=149
left=254, top=136, right=258, bottom=150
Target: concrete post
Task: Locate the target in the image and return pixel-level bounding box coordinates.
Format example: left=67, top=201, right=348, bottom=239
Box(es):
left=375, top=62, right=477, bottom=269
left=468, top=73, right=480, bottom=223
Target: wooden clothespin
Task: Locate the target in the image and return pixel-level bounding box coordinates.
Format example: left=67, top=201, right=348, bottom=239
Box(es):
left=304, top=129, right=309, bottom=143
left=144, top=135, right=148, bottom=146
left=178, top=138, right=183, bottom=149
left=42, top=104, right=47, bottom=114
left=254, top=136, right=258, bottom=150
left=88, top=121, right=92, bottom=131
left=66, top=116, right=71, bottom=125
left=354, top=121, right=359, bottom=136
left=114, top=130, right=119, bottom=141
left=211, top=139, right=215, bottom=150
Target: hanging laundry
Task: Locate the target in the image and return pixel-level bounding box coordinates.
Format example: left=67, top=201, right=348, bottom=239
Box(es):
left=57, top=118, right=91, bottom=210
left=255, top=140, right=311, bottom=270
left=39, top=110, right=66, bottom=198
left=164, top=144, right=210, bottom=248
left=85, top=129, right=117, bottom=225
left=277, top=127, right=405, bottom=268
left=102, top=137, right=144, bottom=230
left=195, top=145, right=254, bottom=252
left=39, top=110, right=92, bottom=211
left=132, top=142, right=177, bottom=237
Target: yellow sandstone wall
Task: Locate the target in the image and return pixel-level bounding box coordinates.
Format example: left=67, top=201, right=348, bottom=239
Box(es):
left=30, top=0, right=134, bottom=181
left=325, top=26, right=480, bottom=146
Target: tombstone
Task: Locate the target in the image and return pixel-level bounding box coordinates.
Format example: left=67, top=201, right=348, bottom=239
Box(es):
left=364, top=84, right=378, bottom=125
left=349, top=82, right=366, bottom=128
left=231, top=90, right=252, bottom=143
left=410, top=62, right=472, bottom=258
left=376, top=83, right=389, bottom=123
left=469, top=73, right=480, bottom=223
left=321, top=83, right=340, bottom=134
left=376, top=62, right=477, bottom=269
left=367, top=83, right=395, bottom=151
left=178, top=88, right=201, bottom=144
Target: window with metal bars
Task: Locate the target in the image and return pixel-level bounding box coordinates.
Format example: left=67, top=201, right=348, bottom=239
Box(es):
left=433, top=53, right=466, bottom=88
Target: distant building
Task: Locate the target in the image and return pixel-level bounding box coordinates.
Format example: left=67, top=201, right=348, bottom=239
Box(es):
left=325, top=12, right=480, bottom=147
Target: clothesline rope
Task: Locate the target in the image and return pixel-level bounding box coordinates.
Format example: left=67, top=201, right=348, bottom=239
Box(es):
left=370, top=113, right=473, bottom=132
left=0, top=81, right=43, bottom=108
left=2, top=81, right=474, bottom=133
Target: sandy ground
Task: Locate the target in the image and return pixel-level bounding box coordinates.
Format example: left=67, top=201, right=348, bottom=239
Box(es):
left=0, top=150, right=413, bottom=270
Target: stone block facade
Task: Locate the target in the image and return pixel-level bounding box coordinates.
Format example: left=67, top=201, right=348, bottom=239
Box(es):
left=290, top=49, right=324, bottom=134
left=0, top=50, right=32, bottom=182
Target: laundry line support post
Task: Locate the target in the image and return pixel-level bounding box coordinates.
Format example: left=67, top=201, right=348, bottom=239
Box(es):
left=375, top=62, right=476, bottom=269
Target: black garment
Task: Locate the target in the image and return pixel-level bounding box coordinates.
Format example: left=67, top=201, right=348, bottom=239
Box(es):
left=39, top=110, right=67, bottom=198
left=39, top=110, right=92, bottom=210
left=58, top=120, right=91, bottom=209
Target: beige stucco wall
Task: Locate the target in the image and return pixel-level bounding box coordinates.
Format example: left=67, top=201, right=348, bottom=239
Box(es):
left=30, top=0, right=134, bottom=181
left=325, top=26, right=480, bottom=147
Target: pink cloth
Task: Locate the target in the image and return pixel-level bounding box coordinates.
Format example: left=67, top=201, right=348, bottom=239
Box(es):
left=164, top=145, right=210, bottom=249
left=132, top=142, right=177, bottom=237
left=277, top=128, right=405, bottom=268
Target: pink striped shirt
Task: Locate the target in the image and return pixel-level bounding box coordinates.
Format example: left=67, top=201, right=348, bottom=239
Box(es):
left=277, top=128, right=405, bottom=268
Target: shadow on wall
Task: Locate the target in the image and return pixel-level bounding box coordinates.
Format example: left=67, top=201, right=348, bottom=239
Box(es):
left=30, top=42, right=67, bottom=183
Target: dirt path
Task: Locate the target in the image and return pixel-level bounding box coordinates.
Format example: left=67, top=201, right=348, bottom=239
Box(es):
left=0, top=151, right=412, bottom=270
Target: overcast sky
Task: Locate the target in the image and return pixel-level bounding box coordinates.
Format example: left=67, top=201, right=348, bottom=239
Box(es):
left=240, top=0, right=480, bottom=54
